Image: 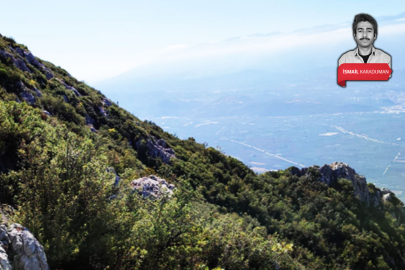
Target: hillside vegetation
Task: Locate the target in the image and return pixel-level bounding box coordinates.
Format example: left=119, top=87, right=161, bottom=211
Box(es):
left=1, top=34, right=405, bottom=269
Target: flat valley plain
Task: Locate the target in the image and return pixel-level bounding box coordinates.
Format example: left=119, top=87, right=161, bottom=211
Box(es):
left=98, top=68, right=405, bottom=201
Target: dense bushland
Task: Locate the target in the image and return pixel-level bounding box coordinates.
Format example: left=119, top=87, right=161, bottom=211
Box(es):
left=1, top=34, right=405, bottom=269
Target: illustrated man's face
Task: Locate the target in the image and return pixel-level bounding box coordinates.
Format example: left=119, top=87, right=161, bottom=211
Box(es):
left=354, top=21, right=376, bottom=48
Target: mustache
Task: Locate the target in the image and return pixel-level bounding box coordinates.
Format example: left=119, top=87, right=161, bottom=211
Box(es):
left=360, top=37, right=370, bottom=40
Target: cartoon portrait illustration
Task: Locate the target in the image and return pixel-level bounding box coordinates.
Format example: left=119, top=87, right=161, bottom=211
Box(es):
left=338, top=13, right=391, bottom=68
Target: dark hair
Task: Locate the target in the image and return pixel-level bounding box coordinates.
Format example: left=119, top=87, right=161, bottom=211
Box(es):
left=352, top=13, right=378, bottom=36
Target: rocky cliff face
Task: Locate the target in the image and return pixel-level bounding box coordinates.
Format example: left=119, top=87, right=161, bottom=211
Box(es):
left=321, top=162, right=370, bottom=204
left=291, top=162, right=375, bottom=206
left=0, top=47, right=53, bottom=80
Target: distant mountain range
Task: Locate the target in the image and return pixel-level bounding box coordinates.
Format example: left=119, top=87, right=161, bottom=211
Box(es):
left=95, top=12, right=405, bottom=90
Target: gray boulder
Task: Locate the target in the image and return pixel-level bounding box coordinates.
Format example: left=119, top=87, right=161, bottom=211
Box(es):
left=0, top=245, right=11, bottom=270
left=8, top=224, right=49, bottom=270
left=131, top=175, right=174, bottom=199
left=0, top=226, right=11, bottom=270
left=42, top=110, right=51, bottom=117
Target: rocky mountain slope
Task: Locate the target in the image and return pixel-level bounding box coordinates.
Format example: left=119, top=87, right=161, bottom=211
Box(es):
left=1, top=34, right=405, bottom=269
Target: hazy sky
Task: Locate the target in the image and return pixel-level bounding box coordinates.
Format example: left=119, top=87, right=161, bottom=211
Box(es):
left=0, top=0, right=404, bottom=82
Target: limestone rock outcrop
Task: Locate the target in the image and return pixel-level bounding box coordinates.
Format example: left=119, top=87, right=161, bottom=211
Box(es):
left=0, top=223, right=49, bottom=270
left=136, top=136, right=176, bottom=164
left=381, top=188, right=395, bottom=202
left=56, top=79, right=81, bottom=97
left=0, top=49, right=31, bottom=74
left=0, top=47, right=54, bottom=80
left=102, top=98, right=112, bottom=107
left=369, top=189, right=383, bottom=207
left=20, top=91, right=35, bottom=105
left=14, top=47, right=54, bottom=80
left=99, top=107, right=107, bottom=117
left=85, top=114, right=95, bottom=125
left=290, top=162, right=370, bottom=205
left=321, top=162, right=369, bottom=204
left=13, top=81, right=36, bottom=105
left=290, top=162, right=405, bottom=208
left=131, top=175, right=175, bottom=198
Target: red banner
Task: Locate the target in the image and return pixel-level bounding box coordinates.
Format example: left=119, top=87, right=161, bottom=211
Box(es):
left=337, top=63, right=392, bottom=87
